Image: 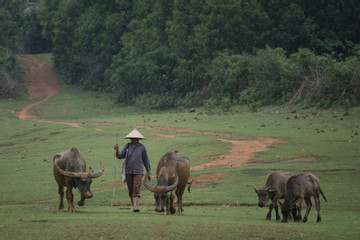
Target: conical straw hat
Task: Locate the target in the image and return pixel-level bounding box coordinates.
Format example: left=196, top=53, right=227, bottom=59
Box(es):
left=125, top=129, right=145, bottom=139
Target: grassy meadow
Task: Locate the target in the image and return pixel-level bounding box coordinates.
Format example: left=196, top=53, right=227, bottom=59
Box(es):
left=1, top=59, right=360, bottom=239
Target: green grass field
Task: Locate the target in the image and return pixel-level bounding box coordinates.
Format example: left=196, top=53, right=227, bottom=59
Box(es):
left=1, top=66, right=360, bottom=239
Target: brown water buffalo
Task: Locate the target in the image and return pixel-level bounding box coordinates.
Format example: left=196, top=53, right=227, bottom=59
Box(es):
left=53, top=147, right=104, bottom=212
left=279, top=172, right=327, bottom=223
left=254, top=171, right=292, bottom=220
left=144, top=152, right=190, bottom=215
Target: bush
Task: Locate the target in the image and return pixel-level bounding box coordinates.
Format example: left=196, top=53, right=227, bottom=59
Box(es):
left=342, top=98, right=352, bottom=115
left=220, top=97, right=232, bottom=112
left=239, top=87, right=262, bottom=112
left=175, top=91, right=200, bottom=109
left=204, top=97, right=220, bottom=113
left=0, top=54, right=23, bottom=98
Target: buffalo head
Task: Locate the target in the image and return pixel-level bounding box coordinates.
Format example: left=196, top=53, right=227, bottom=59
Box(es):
left=143, top=174, right=179, bottom=213
left=254, top=187, right=277, bottom=207
left=54, top=161, right=104, bottom=205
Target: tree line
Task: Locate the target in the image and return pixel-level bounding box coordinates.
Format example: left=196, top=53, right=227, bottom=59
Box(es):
left=1, top=0, right=360, bottom=111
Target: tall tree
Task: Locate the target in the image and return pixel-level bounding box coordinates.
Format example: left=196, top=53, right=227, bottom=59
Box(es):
left=0, top=0, right=26, bottom=52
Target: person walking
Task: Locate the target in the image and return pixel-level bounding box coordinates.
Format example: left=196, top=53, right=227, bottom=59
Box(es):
left=114, top=129, right=152, bottom=212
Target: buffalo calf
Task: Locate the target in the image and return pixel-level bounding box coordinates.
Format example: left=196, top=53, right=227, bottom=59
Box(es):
left=255, top=171, right=292, bottom=220
left=279, top=172, right=327, bottom=223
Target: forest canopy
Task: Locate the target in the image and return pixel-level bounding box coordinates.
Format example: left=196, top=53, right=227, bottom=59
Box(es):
left=1, top=0, right=360, bottom=110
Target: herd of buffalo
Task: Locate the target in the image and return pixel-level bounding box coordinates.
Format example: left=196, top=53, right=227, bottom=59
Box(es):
left=254, top=171, right=327, bottom=223
left=53, top=147, right=326, bottom=222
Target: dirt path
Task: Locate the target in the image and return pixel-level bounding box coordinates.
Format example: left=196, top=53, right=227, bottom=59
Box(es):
left=16, top=55, right=60, bottom=118
left=16, top=55, right=85, bottom=128
left=15, top=55, right=290, bottom=187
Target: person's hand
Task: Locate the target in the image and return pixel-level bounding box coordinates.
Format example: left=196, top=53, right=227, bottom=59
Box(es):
left=147, top=174, right=151, bottom=181
left=114, top=144, right=119, bottom=151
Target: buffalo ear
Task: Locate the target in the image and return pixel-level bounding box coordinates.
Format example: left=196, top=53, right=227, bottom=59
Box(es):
left=254, top=187, right=258, bottom=194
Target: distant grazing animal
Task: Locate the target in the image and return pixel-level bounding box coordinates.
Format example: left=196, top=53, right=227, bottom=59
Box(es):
left=254, top=171, right=292, bottom=220
left=144, top=152, right=190, bottom=215
left=53, top=147, right=104, bottom=212
left=279, top=172, right=327, bottom=223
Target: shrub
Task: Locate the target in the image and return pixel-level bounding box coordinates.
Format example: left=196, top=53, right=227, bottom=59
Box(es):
left=239, top=87, right=262, bottom=112
left=342, top=98, right=351, bottom=115
left=0, top=54, right=23, bottom=98
left=175, top=91, right=200, bottom=109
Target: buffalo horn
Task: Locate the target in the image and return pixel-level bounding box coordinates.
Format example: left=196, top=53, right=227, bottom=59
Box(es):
left=161, top=174, right=179, bottom=193
left=143, top=175, right=155, bottom=192
left=90, top=162, right=104, bottom=178
left=54, top=160, right=91, bottom=179
left=144, top=174, right=179, bottom=193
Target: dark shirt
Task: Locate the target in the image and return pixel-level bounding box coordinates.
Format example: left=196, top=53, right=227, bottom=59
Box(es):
left=117, top=142, right=152, bottom=175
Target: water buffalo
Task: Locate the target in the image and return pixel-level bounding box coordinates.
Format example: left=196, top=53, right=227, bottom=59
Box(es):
left=53, top=147, right=104, bottom=212
left=144, top=152, right=190, bottom=215
left=254, top=171, right=292, bottom=220
left=279, top=172, right=327, bottom=223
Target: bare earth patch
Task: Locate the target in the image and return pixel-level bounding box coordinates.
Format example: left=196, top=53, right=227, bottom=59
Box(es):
left=138, top=125, right=230, bottom=137
left=15, top=55, right=84, bottom=128
left=190, top=173, right=231, bottom=187
left=190, top=138, right=287, bottom=170
left=15, top=55, right=309, bottom=189
left=152, top=133, right=177, bottom=138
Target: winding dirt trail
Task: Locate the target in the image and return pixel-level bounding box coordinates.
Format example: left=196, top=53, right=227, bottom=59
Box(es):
left=15, top=55, right=290, bottom=187
left=16, top=55, right=84, bottom=128
left=16, top=55, right=59, bottom=118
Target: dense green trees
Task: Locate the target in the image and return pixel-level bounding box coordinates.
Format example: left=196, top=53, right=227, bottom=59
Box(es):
left=1, top=0, right=360, bottom=109
left=0, top=0, right=25, bottom=98
left=0, top=0, right=51, bottom=98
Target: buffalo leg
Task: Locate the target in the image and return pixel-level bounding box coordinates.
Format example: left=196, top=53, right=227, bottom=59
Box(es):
left=273, top=196, right=281, bottom=221
left=266, top=203, right=274, bottom=220
left=66, top=187, right=76, bottom=212
left=295, top=199, right=303, bottom=222
left=169, top=190, right=176, bottom=215
left=165, top=193, right=171, bottom=215
left=314, top=195, right=322, bottom=222
left=176, top=187, right=185, bottom=216
left=274, top=205, right=281, bottom=221
left=291, top=205, right=298, bottom=221
left=302, top=198, right=312, bottom=222
left=58, top=185, right=64, bottom=210
left=78, top=195, right=85, bottom=206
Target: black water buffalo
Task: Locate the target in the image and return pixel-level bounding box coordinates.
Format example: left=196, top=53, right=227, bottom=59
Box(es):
left=53, top=147, right=104, bottom=212
left=254, top=171, right=292, bottom=220
left=144, top=152, right=190, bottom=215
left=279, top=172, right=327, bottom=223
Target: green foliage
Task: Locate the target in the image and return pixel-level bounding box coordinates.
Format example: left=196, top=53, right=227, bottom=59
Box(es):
left=6, top=0, right=358, bottom=109
left=0, top=53, right=23, bottom=98
left=239, top=87, right=262, bottom=112
left=204, top=97, right=219, bottom=113
left=0, top=0, right=27, bottom=52
left=174, top=91, right=199, bottom=109
left=343, top=98, right=352, bottom=115
left=247, top=47, right=287, bottom=105
left=207, top=52, right=251, bottom=103
left=23, top=7, right=52, bottom=53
